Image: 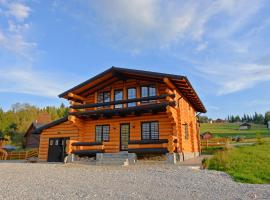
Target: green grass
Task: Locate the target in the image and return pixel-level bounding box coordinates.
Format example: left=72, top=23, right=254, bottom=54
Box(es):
left=205, top=144, right=270, bottom=184
left=201, top=146, right=225, bottom=155
left=200, top=123, right=270, bottom=138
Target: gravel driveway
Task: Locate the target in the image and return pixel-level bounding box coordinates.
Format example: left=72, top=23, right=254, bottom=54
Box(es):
left=0, top=162, right=269, bottom=200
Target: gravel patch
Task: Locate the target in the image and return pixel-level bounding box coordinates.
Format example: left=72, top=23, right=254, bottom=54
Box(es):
left=0, top=162, right=269, bottom=200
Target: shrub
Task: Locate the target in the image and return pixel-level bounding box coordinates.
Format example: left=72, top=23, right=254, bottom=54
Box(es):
left=256, top=133, right=265, bottom=145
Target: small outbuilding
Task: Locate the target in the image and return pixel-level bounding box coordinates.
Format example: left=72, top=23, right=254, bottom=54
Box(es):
left=239, top=122, right=251, bottom=130
left=200, top=132, right=213, bottom=140
left=0, top=137, right=8, bottom=148
left=24, top=113, right=52, bottom=149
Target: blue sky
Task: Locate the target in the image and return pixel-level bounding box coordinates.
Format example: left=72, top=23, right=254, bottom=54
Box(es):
left=0, top=0, right=270, bottom=119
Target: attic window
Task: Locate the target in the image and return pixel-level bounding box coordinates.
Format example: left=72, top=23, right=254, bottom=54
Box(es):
left=141, top=86, right=156, bottom=103
left=97, top=91, right=111, bottom=108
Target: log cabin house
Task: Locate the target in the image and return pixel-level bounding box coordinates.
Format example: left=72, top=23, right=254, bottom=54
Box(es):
left=36, top=67, right=206, bottom=163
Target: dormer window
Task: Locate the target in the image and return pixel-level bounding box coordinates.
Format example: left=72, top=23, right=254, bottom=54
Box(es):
left=114, top=90, right=123, bottom=108
left=141, top=86, right=156, bottom=103
left=97, top=91, right=111, bottom=108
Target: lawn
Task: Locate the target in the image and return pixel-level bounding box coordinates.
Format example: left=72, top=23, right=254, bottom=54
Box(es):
left=205, top=144, right=270, bottom=184
left=200, top=123, right=270, bottom=138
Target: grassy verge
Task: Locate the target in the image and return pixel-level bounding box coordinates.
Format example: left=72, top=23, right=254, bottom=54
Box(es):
left=200, top=123, right=270, bottom=138
left=204, top=144, right=270, bottom=184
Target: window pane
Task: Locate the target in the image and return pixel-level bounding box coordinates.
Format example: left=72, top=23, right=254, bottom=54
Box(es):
left=149, top=87, right=156, bottom=96
left=102, top=125, right=110, bottom=141
left=185, top=124, right=189, bottom=140
left=128, top=88, right=136, bottom=107
left=141, top=123, right=150, bottom=140
left=97, top=93, right=103, bottom=103
left=150, top=122, right=159, bottom=139
left=114, top=90, right=123, bottom=108
left=103, top=92, right=110, bottom=102
left=95, top=126, right=102, bottom=142
left=141, top=87, right=148, bottom=98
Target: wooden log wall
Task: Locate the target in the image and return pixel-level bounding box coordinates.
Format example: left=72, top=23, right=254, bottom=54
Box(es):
left=165, top=88, right=200, bottom=154
left=38, top=121, right=79, bottom=161
left=82, top=112, right=173, bottom=153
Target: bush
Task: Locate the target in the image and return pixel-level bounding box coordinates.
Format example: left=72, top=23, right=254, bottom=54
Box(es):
left=256, top=133, right=265, bottom=145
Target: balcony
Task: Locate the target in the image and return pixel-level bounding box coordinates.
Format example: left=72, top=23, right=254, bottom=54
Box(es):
left=69, top=94, right=175, bottom=119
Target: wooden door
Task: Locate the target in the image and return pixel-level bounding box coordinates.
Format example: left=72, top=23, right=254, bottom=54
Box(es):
left=48, top=138, right=69, bottom=162
left=120, top=124, right=130, bottom=151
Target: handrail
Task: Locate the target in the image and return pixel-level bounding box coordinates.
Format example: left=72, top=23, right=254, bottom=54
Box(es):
left=69, top=101, right=175, bottom=116
left=70, top=94, right=175, bottom=109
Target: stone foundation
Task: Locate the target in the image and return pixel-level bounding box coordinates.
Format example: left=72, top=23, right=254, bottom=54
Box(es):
left=166, top=152, right=200, bottom=164
left=182, top=152, right=200, bottom=161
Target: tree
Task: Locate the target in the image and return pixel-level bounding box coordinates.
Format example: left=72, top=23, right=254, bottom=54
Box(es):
left=265, top=111, right=270, bottom=123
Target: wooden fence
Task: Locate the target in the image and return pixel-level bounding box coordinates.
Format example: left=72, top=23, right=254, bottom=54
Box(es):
left=201, top=138, right=230, bottom=149
left=0, top=149, right=38, bottom=160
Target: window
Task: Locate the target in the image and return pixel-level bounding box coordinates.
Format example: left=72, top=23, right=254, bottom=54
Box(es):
left=97, top=91, right=111, bottom=108
left=127, top=88, right=136, bottom=107
left=114, top=90, right=123, bottom=108
left=141, top=86, right=156, bottom=103
left=184, top=123, right=189, bottom=140
left=95, top=125, right=110, bottom=142
left=141, top=121, right=159, bottom=140
left=97, top=91, right=111, bottom=103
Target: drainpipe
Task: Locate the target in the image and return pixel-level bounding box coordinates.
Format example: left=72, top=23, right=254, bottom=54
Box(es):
left=196, top=112, right=202, bottom=155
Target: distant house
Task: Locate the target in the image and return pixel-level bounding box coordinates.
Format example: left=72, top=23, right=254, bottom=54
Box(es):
left=0, top=137, right=8, bottom=148
left=214, top=118, right=225, bottom=123
left=267, top=121, right=270, bottom=130
left=24, top=113, right=51, bottom=149
left=200, top=132, right=213, bottom=140
left=239, top=122, right=251, bottom=130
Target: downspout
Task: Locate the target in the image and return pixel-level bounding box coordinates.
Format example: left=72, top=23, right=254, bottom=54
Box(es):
left=196, top=112, right=202, bottom=155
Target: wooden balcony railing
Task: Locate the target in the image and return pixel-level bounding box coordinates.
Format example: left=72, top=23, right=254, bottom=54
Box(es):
left=70, top=94, right=175, bottom=109
left=69, top=94, right=176, bottom=118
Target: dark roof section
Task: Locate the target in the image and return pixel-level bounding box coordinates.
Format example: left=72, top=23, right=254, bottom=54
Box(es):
left=33, top=116, right=68, bottom=134
left=58, top=67, right=184, bottom=98
left=58, top=66, right=206, bottom=113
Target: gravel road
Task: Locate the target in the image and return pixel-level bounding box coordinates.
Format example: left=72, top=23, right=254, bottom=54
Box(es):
left=0, top=162, right=269, bottom=200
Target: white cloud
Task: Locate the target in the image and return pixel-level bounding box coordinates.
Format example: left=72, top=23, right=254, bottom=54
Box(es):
left=0, top=67, right=69, bottom=97
left=8, top=2, right=31, bottom=21
left=196, top=42, right=208, bottom=52
left=195, top=63, right=270, bottom=95
left=78, top=0, right=264, bottom=51
left=246, top=99, right=270, bottom=107
left=0, top=2, right=34, bottom=58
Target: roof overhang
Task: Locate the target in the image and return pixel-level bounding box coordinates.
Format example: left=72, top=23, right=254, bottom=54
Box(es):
left=59, top=66, right=206, bottom=113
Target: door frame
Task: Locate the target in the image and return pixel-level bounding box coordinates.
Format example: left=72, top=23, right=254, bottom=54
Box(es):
left=47, top=137, right=70, bottom=162
left=120, top=123, right=130, bottom=151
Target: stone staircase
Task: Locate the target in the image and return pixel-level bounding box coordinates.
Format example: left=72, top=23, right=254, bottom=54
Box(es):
left=67, top=152, right=137, bottom=166
left=96, top=152, right=137, bottom=165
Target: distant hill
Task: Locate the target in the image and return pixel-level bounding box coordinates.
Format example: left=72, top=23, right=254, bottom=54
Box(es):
left=200, top=123, right=270, bottom=138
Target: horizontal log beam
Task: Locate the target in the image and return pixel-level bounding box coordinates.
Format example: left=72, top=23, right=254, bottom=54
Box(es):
left=129, top=139, right=168, bottom=145
left=70, top=94, right=175, bottom=109
left=69, top=101, right=176, bottom=118
left=128, top=148, right=168, bottom=154
left=71, top=149, right=104, bottom=155
left=71, top=142, right=102, bottom=146
left=68, top=93, right=87, bottom=101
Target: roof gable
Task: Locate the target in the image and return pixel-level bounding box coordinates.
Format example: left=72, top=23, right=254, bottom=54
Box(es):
left=59, top=67, right=206, bottom=113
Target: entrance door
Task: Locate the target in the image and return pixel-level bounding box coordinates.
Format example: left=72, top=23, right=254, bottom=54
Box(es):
left=120, top=124, right=130, bottom=151
left=48, top=138, right=69, bottom=162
